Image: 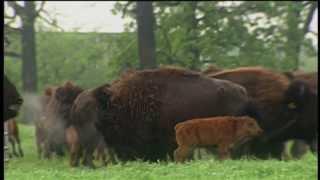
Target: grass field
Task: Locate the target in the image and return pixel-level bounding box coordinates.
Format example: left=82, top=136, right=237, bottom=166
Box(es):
left=5, top=123, right=318, bottom=180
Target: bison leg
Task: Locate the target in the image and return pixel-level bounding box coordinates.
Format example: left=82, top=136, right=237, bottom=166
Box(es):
left=55, top=145, right=65, bottom=157
left=35, top=128, right=43, bottom=159
left=15, top=135, right=24, bottom=157
left=107, top=147, right=117, bottom=164
left=174, top=145, right=193, bottom=163
left=9, top=136, right=19, bottom=157
left=69, top=143, right=81, bottom=167
left=36, top=138, right=43, bottom=159
left=218, top=144, right=231, bottom=160
left=82, top=148, right=96, bottom=168
left=290, top=140, right=309, bottom=159
left=310, top=139, right=317, bottom=154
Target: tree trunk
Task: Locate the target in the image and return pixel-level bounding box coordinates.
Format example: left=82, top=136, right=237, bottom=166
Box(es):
left=136, top=2, right=157, bottom=69
left=21, top=1, right=37, bottom=93
left=188, top=2, right=200, bottom=70
left=21, top=1, right=38, bottom=123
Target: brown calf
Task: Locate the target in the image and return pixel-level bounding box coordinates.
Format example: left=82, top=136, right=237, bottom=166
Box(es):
left=5, top=119, right=23, bottom=157
left=174, top=116, right=263, bottom=162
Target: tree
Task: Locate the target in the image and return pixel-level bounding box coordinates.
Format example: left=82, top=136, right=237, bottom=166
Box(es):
left=113, top=1, right=317, bottom=71
left=5, top=1, right=60, bottom=123
left=285, top=1, right=317, bottom=70
left=136, top=2, right=157, bottom=69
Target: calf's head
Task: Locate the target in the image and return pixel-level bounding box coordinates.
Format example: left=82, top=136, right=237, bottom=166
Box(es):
left=236, top=117, right=263, bottom=138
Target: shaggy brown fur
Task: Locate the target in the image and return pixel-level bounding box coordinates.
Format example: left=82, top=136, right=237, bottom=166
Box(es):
left=68, top=83, right=115, bottom=168
left=174, top=116, right=263, bottom=162
left=42, top=81, right=83, bottom=159
left=35, top=86, right=56, bottom=159
left=284, top=71, right=318, bottom=159
left=209, top=67, right=317, bottom=159
left=5, top=119, right=24, bottom=158
left=4, top=75, right=23, bottom=121
left=95, top=67, right=257, bottom=161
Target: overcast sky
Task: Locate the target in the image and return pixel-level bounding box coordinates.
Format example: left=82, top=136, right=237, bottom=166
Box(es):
left=5, top=1, right=318, bottom=46
left=43, top=2, right=127, bottom=32
left=43, top=2, right=318, bottom=33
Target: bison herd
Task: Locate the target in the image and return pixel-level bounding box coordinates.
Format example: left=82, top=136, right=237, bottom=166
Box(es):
left=3, top=65, right=318, bottom=168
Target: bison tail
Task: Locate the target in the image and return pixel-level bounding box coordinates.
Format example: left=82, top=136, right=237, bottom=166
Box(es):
left=237, top=99, right=262, bottom=122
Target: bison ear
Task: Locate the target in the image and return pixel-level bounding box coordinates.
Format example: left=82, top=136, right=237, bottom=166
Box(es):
left=284, top=80, right=311, bottom=110
left=94, top=86, right=112, bottom=108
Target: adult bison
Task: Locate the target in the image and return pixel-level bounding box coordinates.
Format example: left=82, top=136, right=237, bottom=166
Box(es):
left=35, top=86, right=56, bottom=159
left=4, top=74, right=23, bottom=121
left=283, top=71, right=318, bottom=158
left=209, top=67, right=318, bottom=159
left=95, top=67, right=260, bottom=162
left=67, top=83, right=114, bottom=168
left=42, top=81, right=83, bottom=159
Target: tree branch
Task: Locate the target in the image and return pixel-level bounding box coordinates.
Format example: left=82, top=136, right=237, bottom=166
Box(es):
left=7, top=1, right=24, bottom=15
left=35, top=1, right=46, bottom=17
left=303, top=1, right=317, bottom=35
left=122, top=1, right=134, bottom=18
left=4, top=51, right=21, bottom=58
left=38, top=15, right=64, bottom=31
left=4, top=24, right=21, bottom=33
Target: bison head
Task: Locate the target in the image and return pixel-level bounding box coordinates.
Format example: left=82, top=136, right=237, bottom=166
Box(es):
left=285, top=80, right=318, bottom=141
left=3, top=75, right=23, bottom=121
left=264, top=80, right=318, bottom=143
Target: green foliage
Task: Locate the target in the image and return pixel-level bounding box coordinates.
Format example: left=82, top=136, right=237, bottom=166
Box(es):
left=113, top=1, right=317, bottom=71
left=5, top=124, right=318, bottom=180
left=5, top=32, right=138, bottom=93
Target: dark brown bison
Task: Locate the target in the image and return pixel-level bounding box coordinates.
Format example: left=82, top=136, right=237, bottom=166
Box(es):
left=4, top=75, right=23, bottom=121
left=283, top=71, right=318, bottom=158
left=42, top=81, right=83, bottom=159
left=95, top=67, right=261, bottom=161
left=209, top=67, right=318, bottom=159
left=67, top=83, right=115, bottom=168
left=174, top=116, right=263, bottom=162
left=5, top=118, right=24, bottom=157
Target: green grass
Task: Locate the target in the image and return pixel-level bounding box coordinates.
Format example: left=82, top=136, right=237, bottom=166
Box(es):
left=5, top=124, right=318, bottom=180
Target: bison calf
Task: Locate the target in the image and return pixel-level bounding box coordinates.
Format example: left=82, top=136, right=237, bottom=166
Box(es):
left=174, top=116, right=263, bottom=162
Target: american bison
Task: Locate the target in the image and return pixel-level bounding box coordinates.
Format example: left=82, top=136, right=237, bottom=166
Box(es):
left=95, top=67, right=260, bottom=161
left=174, top=116, right=263, bottom=162
left=5, top=118, right=24, bottom=157
left=35, top=86, right=56, bottom=159
left=209, top=67, right=318, bottom=159
left=4, top=74, right=23, bottom=121
left=67, top=83, right=114, bottom=168
left=42, top=81, right=83, bottom=159
left=283, top=71, right=318, bottom=158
